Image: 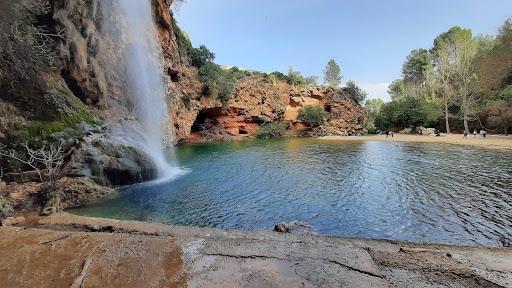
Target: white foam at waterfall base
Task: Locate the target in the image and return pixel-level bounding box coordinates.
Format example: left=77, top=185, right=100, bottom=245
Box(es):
left=116, top=0, right=183, bottom=181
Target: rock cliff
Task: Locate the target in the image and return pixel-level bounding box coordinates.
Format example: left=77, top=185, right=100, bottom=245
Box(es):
left=178, top=76, right=367, bottom=141
left=1, top=0, right=366, bottom=146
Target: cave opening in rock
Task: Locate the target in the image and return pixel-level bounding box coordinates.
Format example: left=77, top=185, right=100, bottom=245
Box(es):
left=61, top=69, right=91, bottom=105
left=167, top=68, right=179, bottom=82
left=190, top=108, right=222, bottom=133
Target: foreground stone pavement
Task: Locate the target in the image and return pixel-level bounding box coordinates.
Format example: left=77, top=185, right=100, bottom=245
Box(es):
left=0, top=213, right=511, bottom=287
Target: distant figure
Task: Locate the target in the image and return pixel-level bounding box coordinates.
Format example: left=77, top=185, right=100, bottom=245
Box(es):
left=390, top=131, right=394, bottom=138
left=480, top=130, right=487, bottom=138
left=435, top=129, right=441, bottom=136
left=463, top=130, right=468, bottom=139
left=473, top=129, right=477, bottom=138
left=385, top=131, right=389, bottom=138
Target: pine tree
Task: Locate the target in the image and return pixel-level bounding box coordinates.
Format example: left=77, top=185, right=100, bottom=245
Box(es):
left=323, top=59, right=342, bottom=87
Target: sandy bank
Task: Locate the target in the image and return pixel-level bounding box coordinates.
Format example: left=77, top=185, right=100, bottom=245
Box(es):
left=319, top=134, right=512, bottom=150
left=1, top=213, right=511, bottom=287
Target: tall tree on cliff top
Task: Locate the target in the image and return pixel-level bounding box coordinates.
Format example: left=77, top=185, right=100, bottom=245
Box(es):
left=323, top=59, right=342, bottom=87
left=345, top=80, right=368, bottom=105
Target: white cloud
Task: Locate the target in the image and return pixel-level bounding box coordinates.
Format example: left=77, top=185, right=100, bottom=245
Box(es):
left=359, top=82, right=391, bottom=103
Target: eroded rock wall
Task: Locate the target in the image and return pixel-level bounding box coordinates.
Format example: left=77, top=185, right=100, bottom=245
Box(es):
left=176, top=76, right=367, bottom=141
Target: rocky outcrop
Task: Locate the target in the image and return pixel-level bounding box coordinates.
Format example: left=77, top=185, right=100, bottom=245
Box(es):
left=42, top=177, right=115, bottom=215
left=66, top=122, right=158, bottom=186
left=177, top=77, right=367, bottom=141
left=3, top=177, right=115, bottom=216
left=1, top=216, right=25, bottom=226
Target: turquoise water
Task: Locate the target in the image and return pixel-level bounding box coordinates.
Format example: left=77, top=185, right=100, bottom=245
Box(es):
left=69, top=138, right=512, bottom=246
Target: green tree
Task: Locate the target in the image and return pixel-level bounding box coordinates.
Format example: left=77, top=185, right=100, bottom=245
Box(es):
left=431, top=26, right=477, bottom=133
left=401, top=48, right=432, bottom=96
left=365, top=98, right=384, bottom=114
left=431, top=44, right=456, bottom=133
left=286, top=65, right=306, bottom=86
left=189, top=45, right=215, bottom=68
left=365, top=98, right=384, bottom=134
left=345, top=80, right=368, bottom=105
left=451, top=28, right=478, bottom=134
left=323, top=59, right=342, bottom=87
left=379, top=96, right=441, bottom=129
left=305, top=75, right=319, bottom=85
left=388, top=79, right=406, bottom=100
left=474, top=33, right=496, bottom=54
left=297, top=105, right=328, bottom=126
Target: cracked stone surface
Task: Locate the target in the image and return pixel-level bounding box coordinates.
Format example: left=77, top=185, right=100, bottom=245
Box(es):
left=1, top=213, right=511, bottom=287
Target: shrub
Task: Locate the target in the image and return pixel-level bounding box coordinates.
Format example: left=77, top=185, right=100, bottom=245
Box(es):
left=0, top=195, right=13, bottom=218
left=297, top=105, right=328, bottom=126
left=253, top=122, right=289, bottom=138
left=228, top=66, right=246, bottom=79
left=198, top=62, right=235, bottom=104
left=170, top=11, right=193, bottom=58
left=181, top=94, right=191, bottom=109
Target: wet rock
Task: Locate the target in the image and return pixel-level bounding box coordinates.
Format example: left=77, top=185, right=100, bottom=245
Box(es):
left=77, top=121, right=102, bottom=135
left=274, top=222, right=291, bottom=233
left=1, top=216, right=25, bottom=226
left=66, top=122, right=158, bottom=186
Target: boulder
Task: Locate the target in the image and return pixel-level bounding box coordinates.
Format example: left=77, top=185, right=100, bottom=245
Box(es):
left=1, top=216, right=25, bottom=226
left=417, top=127, right=436, bottom=135
left=274, top=222, right=291, bottom=233
left=399, top=128, right=413, bottom=134
left=42, top=177, right=116, bottom=215
left=66, top=122, right=158, bottom=186
left=0, top=181, right=6, bottom=192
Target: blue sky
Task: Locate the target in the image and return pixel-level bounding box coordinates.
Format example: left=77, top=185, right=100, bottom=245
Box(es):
left=173, top=1, right=512, bottom=102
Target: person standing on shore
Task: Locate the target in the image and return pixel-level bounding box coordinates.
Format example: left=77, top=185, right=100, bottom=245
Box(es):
left=473, top=129, right=477, bottom=138
left=464, top=131, right=468, bottom=139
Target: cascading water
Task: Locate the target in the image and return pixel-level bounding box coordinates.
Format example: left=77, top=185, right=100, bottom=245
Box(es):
left=113, top=0, right=182, bottom=181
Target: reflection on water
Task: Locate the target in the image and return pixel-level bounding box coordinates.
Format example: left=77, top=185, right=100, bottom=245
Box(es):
left=69, top=138, right=512, bottom=246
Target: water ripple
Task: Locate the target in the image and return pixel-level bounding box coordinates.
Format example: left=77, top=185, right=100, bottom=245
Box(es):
left=69, top=138, right=512, bottom=247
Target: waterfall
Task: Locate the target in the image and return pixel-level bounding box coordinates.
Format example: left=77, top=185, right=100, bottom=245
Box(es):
left=113, top=0, right=182, bottom=181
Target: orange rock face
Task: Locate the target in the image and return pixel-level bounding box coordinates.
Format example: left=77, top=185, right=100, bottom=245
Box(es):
left=177, top=76, right=368, bottom=141
left=1, top=217, right=25, bottom=226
